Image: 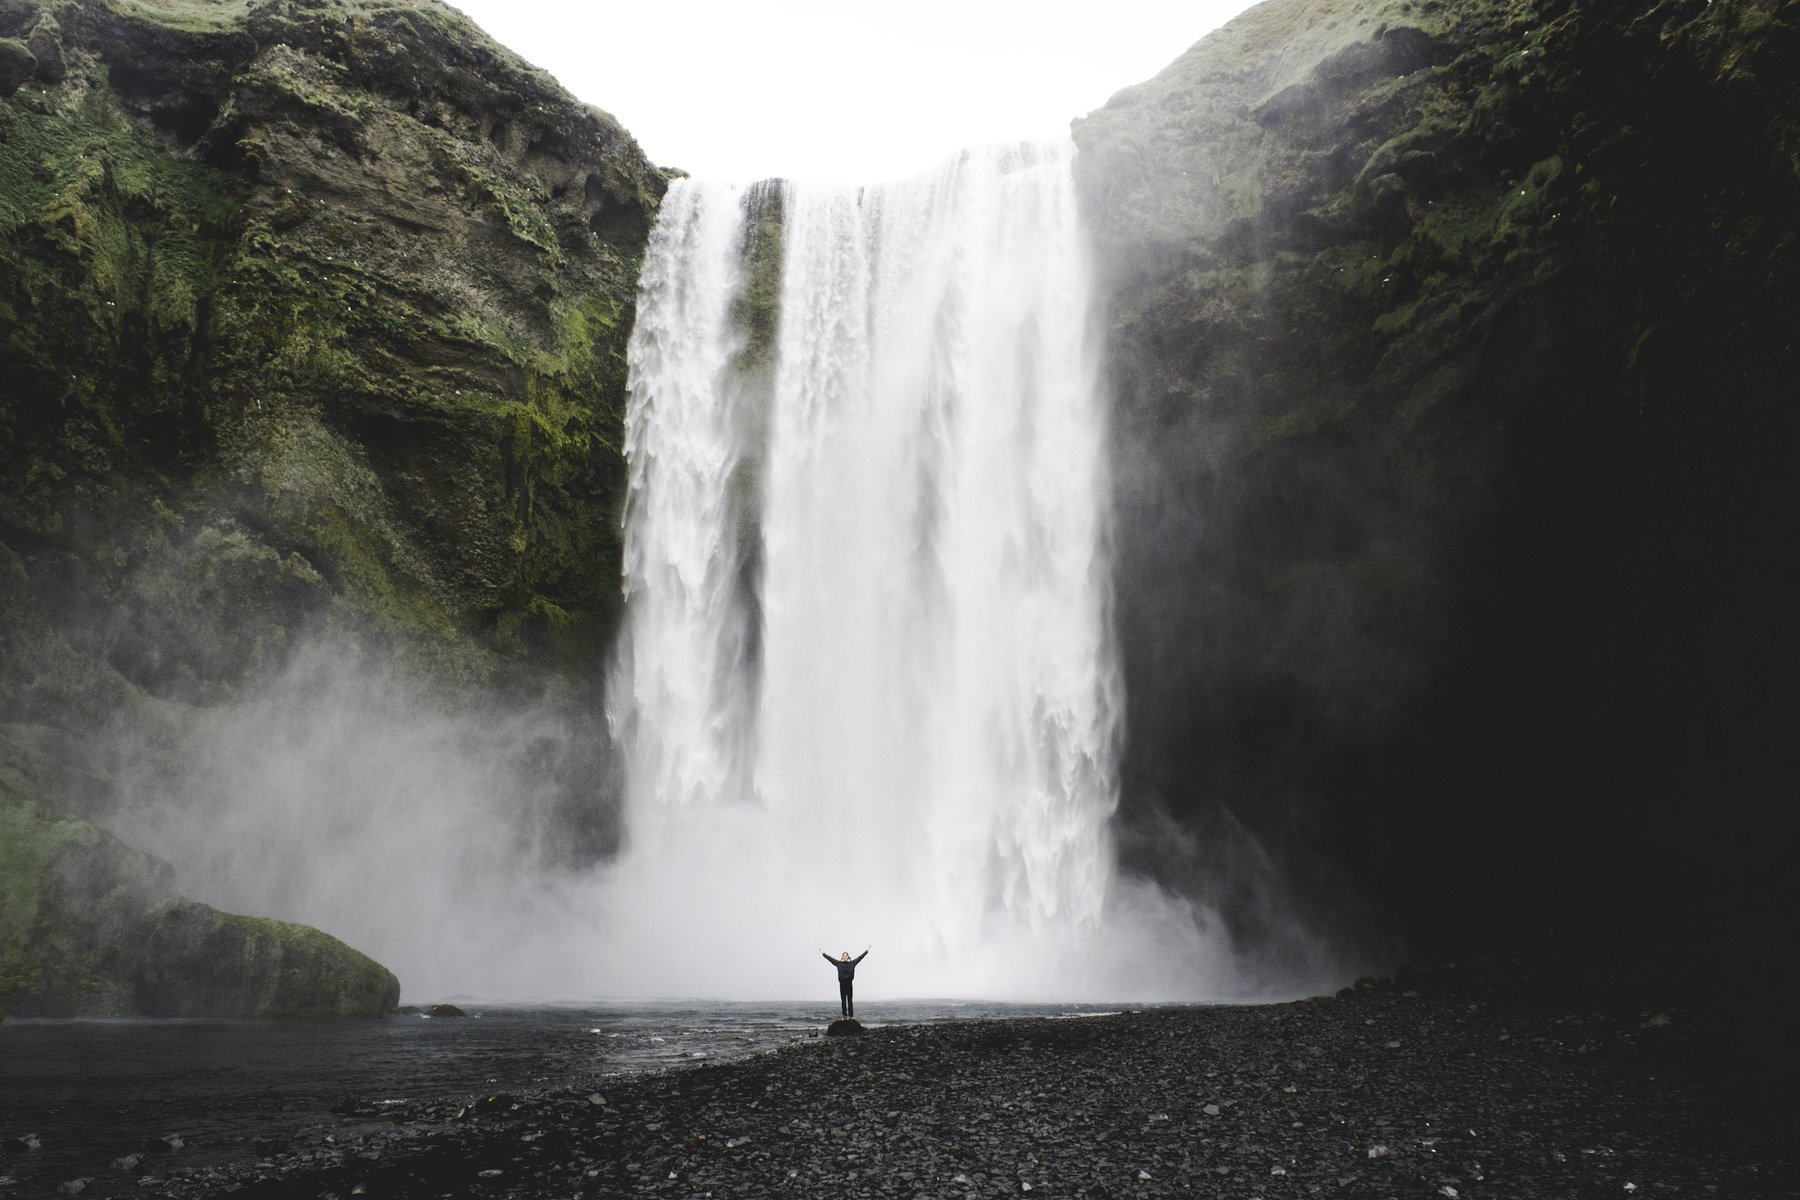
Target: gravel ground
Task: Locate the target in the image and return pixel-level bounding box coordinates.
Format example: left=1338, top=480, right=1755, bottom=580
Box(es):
left=8, top=964, right=1795, bottom=1199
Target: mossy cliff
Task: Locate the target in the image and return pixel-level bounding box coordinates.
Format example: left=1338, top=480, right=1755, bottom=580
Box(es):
left=0, top=0, right=665, bottom=706
left=0, top=0, right=664, bottom=1013
left=1, top=790, right=399, bottom=1016
left=1074, top=0, right=1797, bottom=1103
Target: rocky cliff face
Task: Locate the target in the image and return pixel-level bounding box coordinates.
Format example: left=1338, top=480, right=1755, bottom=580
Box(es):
left=1074, top=0, right=1797, bottom=1121
left=0, top=0, right=664, bottom=706
left=0, top=0, right=664, bottom=1013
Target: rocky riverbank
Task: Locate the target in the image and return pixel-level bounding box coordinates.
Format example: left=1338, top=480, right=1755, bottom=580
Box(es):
left=9, top=964, right=1792, bottom=1199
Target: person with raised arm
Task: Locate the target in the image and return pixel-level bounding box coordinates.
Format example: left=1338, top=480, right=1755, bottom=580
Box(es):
left=819, top=945, right=870, bottom=1018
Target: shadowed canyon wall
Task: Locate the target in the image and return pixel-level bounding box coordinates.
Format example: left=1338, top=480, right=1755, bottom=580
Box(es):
left=1074, top=0, right=1798, bottom=1127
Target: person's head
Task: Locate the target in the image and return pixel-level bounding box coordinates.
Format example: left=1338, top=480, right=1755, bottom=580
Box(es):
left=840, top=951, right=851, bottom=961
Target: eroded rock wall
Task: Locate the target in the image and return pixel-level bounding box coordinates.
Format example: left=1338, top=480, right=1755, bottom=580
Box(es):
left=0, top=0, right=665, bottom=709
left=1074, top=0, right=1799, bottom=974
left=0, top=0, right=665, bottom=1011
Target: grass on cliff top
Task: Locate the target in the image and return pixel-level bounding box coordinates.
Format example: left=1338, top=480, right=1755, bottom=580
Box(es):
left=100, top=0, right=458, bottom=35
left=1110, top=0, right=1525, bottom=113
left=98, top=0, right=252, bottom=33
left=98, top=0, right=565, bottom=99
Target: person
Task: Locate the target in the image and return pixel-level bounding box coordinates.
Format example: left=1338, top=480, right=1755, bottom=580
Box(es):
left=819, top=944, right=870, bottom=1018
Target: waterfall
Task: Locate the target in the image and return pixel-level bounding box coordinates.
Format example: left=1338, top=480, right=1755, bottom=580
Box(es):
left=609, top=143, right=1226, bottom=1000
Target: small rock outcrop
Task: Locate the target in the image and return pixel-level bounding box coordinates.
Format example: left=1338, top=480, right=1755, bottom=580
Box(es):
left=0, top=35, right=33, bottom=94
left=1, top=792, right=399, bottom=1018
left=826, top=1018, right=866, bottom=1036
left=136, top=900, right=399, bottom=1019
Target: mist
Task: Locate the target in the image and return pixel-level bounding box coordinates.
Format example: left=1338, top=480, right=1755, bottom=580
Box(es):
left=105, top=643, right=621, bottom=1002
left=80, top=146, right=1363, bottom=1008
left=91, top=633, right=1352, bottom=1004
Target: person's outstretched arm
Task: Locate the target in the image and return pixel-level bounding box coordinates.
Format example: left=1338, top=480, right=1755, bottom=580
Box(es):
left=852, top=945, right=869, bottom=965
left=821, top=949, right=837, bottom=965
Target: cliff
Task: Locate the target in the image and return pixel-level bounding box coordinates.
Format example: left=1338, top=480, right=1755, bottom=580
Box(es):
left=0, top=0, right=664, bottom=1014
left=1074, top=0, right=1798, bottom=1125
left=0, top=0, right=665, bottom=705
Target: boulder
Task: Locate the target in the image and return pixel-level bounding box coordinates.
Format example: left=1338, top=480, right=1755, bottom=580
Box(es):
left=0, top=792, right=399, bottom=1018
left=22, top=12, right=61, bottom=82
left=0, top=36, right=31, bottom=95
left=135, top=900, right=399, bottom=1020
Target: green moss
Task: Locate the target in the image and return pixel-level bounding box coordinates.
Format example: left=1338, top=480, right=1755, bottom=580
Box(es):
left=1249, top=396, right=1361, bottom=451
left=244, top=51, right=361, bottom=117
left=0, top=35, right=33, bottom=74
left=3, top=782, right=401, bottom=1018
left=0, top=795, right=80, bottom=1003
left=139, top=898, right=400, bottom=1018
left=1, top=0, right=662, bottom=700
left=241, top=408, right=462, bottom=649
left=100, top=0, right=255, bottom=35
left=489, top=175, right=563, bottom=264
left=0, top=78, right=245, bottom=545
left=0, top=787, right=182, bottom=1014
left=731, top=181, right=785, bottom=369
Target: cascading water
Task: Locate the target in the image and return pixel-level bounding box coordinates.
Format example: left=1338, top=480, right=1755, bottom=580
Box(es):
left=89, top=150, right=1334, bottom=1007
left=608, top=142, right=1236, bottom=1000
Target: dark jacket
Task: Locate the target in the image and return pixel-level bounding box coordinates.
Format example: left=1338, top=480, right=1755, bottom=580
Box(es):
left=823, top=951, right=867, bottom=982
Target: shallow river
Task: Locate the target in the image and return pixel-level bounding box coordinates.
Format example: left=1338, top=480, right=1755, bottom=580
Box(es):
left=0, top=1000, right=1117, bottom=1188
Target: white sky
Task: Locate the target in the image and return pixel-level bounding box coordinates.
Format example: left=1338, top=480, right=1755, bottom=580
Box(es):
left=444, top=0, right=1259, bottom=183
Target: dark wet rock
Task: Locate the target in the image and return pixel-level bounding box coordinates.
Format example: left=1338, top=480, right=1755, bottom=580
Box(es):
left=21, top=12, right=62, bottom=83
left=137, top=901, right=400, bottom=1020
left=78, top=965, right=1792, bottom=1200
left=0, top=35, right=32, bottom=94
left=426, top=1003, right=469, bottom=1018
left=1072, top=0, right=1800, bottom=1132
left=459, top=1093, right=518, bottom=1119
left=2, top=791, right=400, bottom=1020
left=825, top=1018, right=865, bottom=1037
left=1, top=1133, right=41, bottom=1155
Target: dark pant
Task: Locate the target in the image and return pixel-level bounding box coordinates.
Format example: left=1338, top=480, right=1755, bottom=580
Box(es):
left=839, top=981, right=853, bottom=1017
